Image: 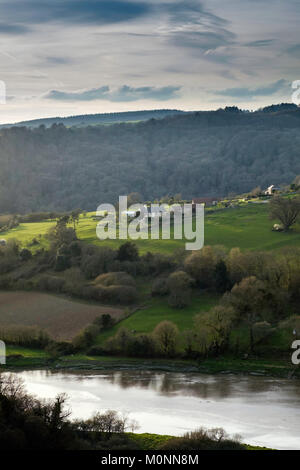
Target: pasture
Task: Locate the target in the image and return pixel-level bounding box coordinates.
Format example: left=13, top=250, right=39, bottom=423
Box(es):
left=1, top=203, right=300, bottom=254
left=95, top=292, right=219, bottom=345
left=0, top=291, right=124, bottom=340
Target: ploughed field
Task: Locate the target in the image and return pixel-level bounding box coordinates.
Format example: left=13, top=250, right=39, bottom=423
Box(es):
left=0, top=291, right=123, bottom=340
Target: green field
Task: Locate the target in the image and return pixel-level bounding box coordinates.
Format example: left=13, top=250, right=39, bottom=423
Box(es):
left=2, top=203, right=300, bottom=254
left=1, top=201, right=300, bottom=354
left=96, top=292, right=218, bottom=345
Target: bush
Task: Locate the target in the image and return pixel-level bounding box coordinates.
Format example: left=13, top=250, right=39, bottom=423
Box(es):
left=159, top=428, right=244, bottom=450
left=0, top=325, right=50, bottom=348
left=167, top=271, right=192, bottom=308
left=46, top=341, right=75, bottom=357
left=126, top=334, right=157, bottom=357
left=117, top=242, right=139, bottom=262
left=94, top=271, right=136, bottom=287
left=80, top=246, right=116, bottom=279
left=99, top=285, right=138, bottom=304
left=20, top=248, right=32, bottom=262
left=151, top=277, right=168, bottom=296
left=86, top=345, right=107, bottom=356
left=93, top=314, right=114, bottom=329
left=36, top=275, right=66, bottom=293
left=72, top=324, right=101, bottom=350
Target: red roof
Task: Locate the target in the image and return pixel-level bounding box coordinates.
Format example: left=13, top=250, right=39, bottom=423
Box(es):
left=192, top=197, right=219, bottom=204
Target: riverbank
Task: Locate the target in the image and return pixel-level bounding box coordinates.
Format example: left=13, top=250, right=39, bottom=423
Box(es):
left=4, top=346, right=299, bottom=379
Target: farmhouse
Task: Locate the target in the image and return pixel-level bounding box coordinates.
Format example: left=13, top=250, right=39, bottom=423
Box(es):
left=192, top=197, right=219, bottom=207
left=264, top=185, right=280, bottom=195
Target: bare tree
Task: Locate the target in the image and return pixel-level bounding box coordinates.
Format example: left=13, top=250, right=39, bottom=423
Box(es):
left=269, top=196, right=300, bottom=231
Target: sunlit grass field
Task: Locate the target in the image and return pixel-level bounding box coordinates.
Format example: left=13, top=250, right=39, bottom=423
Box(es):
left=2, top=203, right=300, bottom=254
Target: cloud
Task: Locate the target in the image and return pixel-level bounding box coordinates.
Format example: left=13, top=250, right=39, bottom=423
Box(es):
left=0, top=22, right=29, bottom=34
left=44, top=56, right=73, bottom=65
left=0, top=1, right=150, bottom=27
left=213, top=79, right=287, bottom=98
left=245, top=39, right=275, bottom=47
left=159, top=1, right=236, bottom=56
left=44, top=85, right=181, bottom=102
left=286, top=43, right=300, bottom=57
left=162, top=0, right=228, bottom=28
left=171, top=30, right=235, bottom=51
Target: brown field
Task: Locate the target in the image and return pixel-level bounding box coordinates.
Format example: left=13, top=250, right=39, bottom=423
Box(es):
left=0, top=291, right=124, bottom=340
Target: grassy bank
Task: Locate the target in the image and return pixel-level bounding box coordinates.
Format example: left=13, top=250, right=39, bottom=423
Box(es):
left=3, top=346, right=299, bottom=379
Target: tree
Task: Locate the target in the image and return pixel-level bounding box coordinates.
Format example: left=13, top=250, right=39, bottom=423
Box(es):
left=70, top=209, right=81, bottom=231
left=214, top=260, right=231, bottom=293
left=153, top=321, right=178, bottom=357
left=225, top=276, right=267, bottom=353
left=117, top=242, right=139, bottom=262
left=269, top=196, right=300, bottom=231
left=184, top=246, right=220, bottom=288
left=127, top=192, right=142, bottom=205
left=194, top=305, right=236, bottom=355
left=167, top=270, right=193, bottom=308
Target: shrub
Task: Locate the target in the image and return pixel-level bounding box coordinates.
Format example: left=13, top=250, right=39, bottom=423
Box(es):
left=159, top=428, right=244, bottom=450
left=126, top=334, right=157, bottom=358
left=20, top=248, right=32, bottom=262
left=167, top=270, right=192, bottom=308
left=36, top=275, right=66, bottom=293
left=80, top=246, right=116, bottom=279
left=94, top=271, right=136, bottom=287
left=253, top=321, right=274, bottom=343
left=99, top=285, right=138, bottom=304
left=117, top=242, right=139, bottom=262
left=46, top=341, right=75, bottom=357
left=0, top=325, right=50, bottom=348
left=93, top=314, right=114, bottom=329
left=151, top=277, right=169, bottom=296
left=72, top=323, right=101, bottom=350
left=86, top=345, right=107, bottom=356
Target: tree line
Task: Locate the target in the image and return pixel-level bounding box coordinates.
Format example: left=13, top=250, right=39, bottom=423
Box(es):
left=1, top=105, right=300, bottom=213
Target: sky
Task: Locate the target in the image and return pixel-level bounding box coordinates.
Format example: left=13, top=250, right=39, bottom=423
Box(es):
left=0, top=0, right=299, bottom=123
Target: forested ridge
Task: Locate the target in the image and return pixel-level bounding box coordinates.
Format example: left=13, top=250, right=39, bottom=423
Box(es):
left=0, top=104, right=300, bottom=213
left=0, top=109, right=185, bottom=129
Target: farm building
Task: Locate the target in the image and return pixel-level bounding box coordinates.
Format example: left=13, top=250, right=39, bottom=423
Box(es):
left=192, top=197, right=219, bottom=207
left=264, top=185, right=280, bottom=195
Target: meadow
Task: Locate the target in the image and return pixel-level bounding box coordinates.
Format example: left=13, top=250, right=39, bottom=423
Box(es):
left=2, top=202, right=300, bottom=254
left=95, top=292, right=218, bottom=346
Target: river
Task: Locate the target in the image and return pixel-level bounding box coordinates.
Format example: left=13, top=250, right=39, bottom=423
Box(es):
left=7, top=369, right=300, bottom=450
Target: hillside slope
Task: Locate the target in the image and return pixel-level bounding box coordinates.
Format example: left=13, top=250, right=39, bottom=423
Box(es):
left=0, top=106, right=300, bottom=212
left=0, top=109, right=185, bottom=129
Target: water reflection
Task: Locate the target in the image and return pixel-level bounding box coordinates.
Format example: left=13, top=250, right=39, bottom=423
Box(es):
left=7, top=369, right=300, bottom=450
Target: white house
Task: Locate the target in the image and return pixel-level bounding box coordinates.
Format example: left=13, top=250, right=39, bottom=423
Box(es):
left=264, top=185, right=280, bottom=196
